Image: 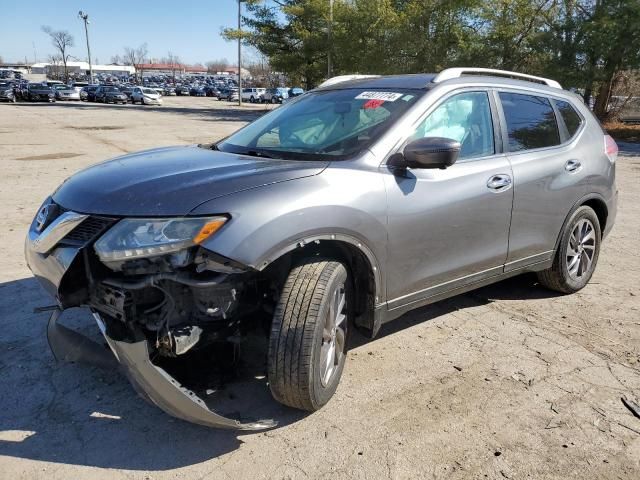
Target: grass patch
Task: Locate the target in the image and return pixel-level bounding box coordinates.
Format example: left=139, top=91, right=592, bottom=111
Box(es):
left=603, top=122, right=640, bottom=143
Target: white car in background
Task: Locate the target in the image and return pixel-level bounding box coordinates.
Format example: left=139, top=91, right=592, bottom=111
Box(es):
left=240, top=87, right=266, bottom=103
left=131, top=87, right=163, bottom=105
left=52, top=84, right=81, bottom=101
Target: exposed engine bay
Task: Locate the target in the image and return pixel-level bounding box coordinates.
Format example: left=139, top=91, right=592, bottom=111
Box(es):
left=86, top=252, right=271, bottom=359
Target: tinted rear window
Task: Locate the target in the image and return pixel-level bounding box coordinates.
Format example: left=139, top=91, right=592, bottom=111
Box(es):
left=555, top=100, right=582, bottom=137
left=499, top=92, right=560, bottom=151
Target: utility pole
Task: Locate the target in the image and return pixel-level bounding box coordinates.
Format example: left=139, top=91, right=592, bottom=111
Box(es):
left=78, top=11, right=93, bottom=83
left=328, top=0, right=334, bottom=78
left=237, top=0, right=242, bottom=106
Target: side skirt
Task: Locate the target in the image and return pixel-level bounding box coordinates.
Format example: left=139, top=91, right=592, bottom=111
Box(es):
left=380, top=259, right=553, bottom=325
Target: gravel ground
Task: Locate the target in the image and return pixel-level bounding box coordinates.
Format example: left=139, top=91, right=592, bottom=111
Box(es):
left=0, top=97, right=639, bottom=480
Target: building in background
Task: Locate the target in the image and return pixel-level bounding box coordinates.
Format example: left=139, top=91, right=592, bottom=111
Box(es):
left=30, top=61, right=135, bottom=78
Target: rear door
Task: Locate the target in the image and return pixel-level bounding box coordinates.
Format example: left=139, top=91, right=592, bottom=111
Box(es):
left=384, top=89, right=514, bottom=309
left=496, top=91, right=588, bottom=270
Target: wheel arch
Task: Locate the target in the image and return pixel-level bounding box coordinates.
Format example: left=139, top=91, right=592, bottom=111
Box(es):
left=259, top=235, right=383, bottom=337
left=553, top=193, right=608, bottom=255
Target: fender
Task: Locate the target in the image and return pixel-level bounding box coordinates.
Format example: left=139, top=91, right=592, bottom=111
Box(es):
left=192, top=168, right=389, bottom=304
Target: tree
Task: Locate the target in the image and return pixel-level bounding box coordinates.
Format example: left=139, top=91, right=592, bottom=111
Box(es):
left=206, top=58, right=231, bottom=74
left=582, top=0, right=640, bottom=120
left=46, top=54, right=63, bottom=80
left=235, top=0, right=640, bottom=119
left=224, top=0, right=335, bottom=89
left=123, top=43, right=148, bottom=83
left=41, top=26, right=74, bottom=81
left=165, top=52, right=182, bottom=82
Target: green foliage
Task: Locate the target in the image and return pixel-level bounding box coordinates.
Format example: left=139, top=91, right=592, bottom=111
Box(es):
left=232, top=0, right=640, bottom=119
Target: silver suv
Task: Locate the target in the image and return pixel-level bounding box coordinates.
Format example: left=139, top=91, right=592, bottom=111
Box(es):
left=25, top=68, right=617, bottom=429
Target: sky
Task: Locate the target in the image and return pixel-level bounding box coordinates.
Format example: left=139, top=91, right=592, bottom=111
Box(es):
left=0, top=0, right=250, bottom=66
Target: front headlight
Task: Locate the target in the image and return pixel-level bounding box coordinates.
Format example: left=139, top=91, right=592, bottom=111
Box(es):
left=94, top=216, right=227, bottom=263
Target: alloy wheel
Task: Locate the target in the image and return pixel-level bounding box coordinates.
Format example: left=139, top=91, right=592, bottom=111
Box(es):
left=319, top=283, right=347, bottom=387
left=566, top=218, right=596, bottom=279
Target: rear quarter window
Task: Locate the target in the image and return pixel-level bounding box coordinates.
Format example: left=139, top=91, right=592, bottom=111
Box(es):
left=555, top=100, right=583, bottom=137
left=499, top=92, right=561, bottom=151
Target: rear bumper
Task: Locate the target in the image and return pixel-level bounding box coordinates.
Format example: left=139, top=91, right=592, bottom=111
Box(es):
left=603, top=188, right=618, bottom=239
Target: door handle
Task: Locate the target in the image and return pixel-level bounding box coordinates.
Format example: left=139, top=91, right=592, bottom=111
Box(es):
left=487, top=174, right=512, bottom=192
left=565, top=159, right=582, bottom=173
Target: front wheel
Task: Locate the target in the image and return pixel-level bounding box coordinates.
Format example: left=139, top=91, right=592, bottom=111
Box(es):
left=268, top=259, right=350, bottom=411
left=537, top=206, right=601, bottom=293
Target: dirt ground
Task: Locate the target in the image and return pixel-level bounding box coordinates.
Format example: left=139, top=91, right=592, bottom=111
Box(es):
left=1, top=97, right=639, bottom=480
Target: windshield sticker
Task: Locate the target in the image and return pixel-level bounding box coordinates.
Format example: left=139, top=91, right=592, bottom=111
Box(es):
left=362, top=99, right=385, bottom=109
left=401, top=94, right=415, bottom=102
left=355, top=91, right=403, bottom=102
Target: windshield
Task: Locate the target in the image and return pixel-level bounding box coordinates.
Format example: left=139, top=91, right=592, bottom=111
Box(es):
left=30, top=84, right=50, bottom=90
left=142, top=88, right=157, bottom=94
left=105, top=86, right=120, bottom=92
left=53, top=84, right=68, bottom=90
left=218, top=88, right=422, bottom=159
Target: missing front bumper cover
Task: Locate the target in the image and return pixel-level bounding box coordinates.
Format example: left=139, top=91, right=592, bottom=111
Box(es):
left=47, top=308, right=276, bottom=430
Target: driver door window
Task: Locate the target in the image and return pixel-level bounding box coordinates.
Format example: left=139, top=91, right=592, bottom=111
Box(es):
left=411, top=91, right=495, bottom=160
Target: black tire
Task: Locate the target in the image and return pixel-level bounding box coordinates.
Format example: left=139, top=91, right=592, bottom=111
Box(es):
left=268, top=259, right=351, bottom=412
left=537, top=206, right=601, bottom=294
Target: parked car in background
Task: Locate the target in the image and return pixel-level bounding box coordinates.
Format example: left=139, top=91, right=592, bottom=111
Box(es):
left=24, top=83, right=56, bottom=102
left=205, top=86, right=220, bottom=97
left=287, top=87, right=305, bottom=100
left=175, top=85, right=190, bottom=96
left=131, top=87, right=163, bottom=105
left=241, top=87, right=266, bottom=103
left=0, top=81, right=17, bottom=102
left=53, top=84, right=81, bottom=101
left=163, top=86, right=176, bottom=96
left=190, top=85, right=207, bottom=97
left=94, top=86, right=128, bottom=104
left=262, top=87, right=289, bottom=104
left=218, top=87, right=239, bottom=101
left=119, top=86, right=135, bottom=102
left=81, top=85, right=100, bottom=102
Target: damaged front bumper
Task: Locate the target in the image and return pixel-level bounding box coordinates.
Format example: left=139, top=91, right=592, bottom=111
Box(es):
left=47, top=308, right=276, bottom=430
left=27, top=203, right=276, bottom=430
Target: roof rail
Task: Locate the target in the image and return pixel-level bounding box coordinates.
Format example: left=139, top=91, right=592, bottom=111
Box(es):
left=317, top=74, right=380, bottom=88
left=433, top=68, right=562, bottom=89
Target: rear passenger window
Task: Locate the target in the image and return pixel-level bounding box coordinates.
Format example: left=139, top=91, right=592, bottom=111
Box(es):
left=555, top=100, right=582, bottom=137
left=499, top=92, right=560, bottom=151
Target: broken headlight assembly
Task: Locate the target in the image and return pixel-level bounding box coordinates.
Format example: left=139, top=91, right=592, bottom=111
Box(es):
left=94, top=216, right=228, bottom=266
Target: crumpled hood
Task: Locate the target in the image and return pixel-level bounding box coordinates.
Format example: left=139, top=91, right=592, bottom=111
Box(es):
left=52, top=145, right=328, bottom=216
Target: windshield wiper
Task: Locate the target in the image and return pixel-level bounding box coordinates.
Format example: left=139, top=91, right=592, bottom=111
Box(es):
left=245, top=150, right=277, bottom=159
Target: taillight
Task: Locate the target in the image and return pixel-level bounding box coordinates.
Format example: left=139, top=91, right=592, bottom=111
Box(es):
left=604, top=135, right=618, bottom=164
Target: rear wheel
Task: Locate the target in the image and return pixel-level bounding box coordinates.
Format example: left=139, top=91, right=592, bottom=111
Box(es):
left=268, top=259, right=350, bottom=411
left=537, top=206, right=601, bottom=293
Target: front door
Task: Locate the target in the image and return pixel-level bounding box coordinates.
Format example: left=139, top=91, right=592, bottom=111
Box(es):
left=384, top=90, right=514, bottom=310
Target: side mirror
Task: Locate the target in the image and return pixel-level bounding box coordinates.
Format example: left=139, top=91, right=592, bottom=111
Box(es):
left=390, top=137, right=461, bottom=170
